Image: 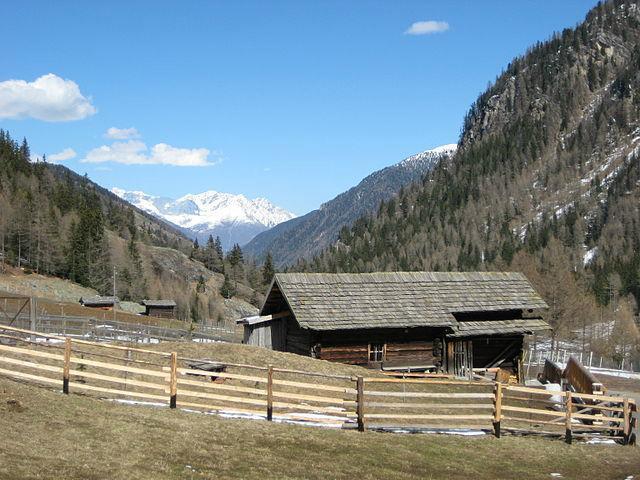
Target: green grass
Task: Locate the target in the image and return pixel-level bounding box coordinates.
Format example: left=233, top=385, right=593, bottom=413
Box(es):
left=0, top=376, right=638, bottom=480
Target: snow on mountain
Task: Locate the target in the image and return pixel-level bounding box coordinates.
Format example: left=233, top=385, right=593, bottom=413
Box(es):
left=111, top=188, right=296, bottom=249
left=399, top=144, right=458, bottom=168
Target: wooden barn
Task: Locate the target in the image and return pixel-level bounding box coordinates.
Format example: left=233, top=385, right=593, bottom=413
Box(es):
left=141, top=299, right=177, bottom=319
left=240, top=272, right=549, bottom=378
left=79, top=296, right=119, bottom=310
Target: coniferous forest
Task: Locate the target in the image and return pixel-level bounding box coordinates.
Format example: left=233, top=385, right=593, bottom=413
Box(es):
left=297, top=0, right=640, bottom=361
left=0, top=131, right=267, bottom=322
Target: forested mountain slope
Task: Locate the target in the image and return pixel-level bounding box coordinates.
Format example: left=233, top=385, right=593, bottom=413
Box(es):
left=0, top=132, right=257, bottom=323
left=244, top=144, right=456, bottom=267
left=301, top=0, right=640, bottom=351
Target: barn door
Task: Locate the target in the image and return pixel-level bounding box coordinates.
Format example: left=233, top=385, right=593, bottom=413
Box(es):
left=452, top=340, right=473, bottom=379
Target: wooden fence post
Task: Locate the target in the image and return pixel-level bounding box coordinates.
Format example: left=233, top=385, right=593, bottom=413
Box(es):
left=356, top=376, right=365, bottom=432
left=623, top=398, right=630, bottom=445
left=565, top=391, right=572, bottom=444
left=169, top=352, right=178, bottom=409
left=493, top=382, right=502, bottom=438
left=62, top=337, right=71, bottom=394
left=267, top=365, right=273, bottom=421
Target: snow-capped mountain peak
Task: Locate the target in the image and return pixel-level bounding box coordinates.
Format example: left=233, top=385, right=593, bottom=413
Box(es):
left=111, top=188, right=296, bottom=249
left=400, top=144, right=458, bottom=167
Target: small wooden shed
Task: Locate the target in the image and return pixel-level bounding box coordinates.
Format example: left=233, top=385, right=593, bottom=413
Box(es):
left=141, top=300, right=177, bottom=319
left=240, top=272, right=549, bottom=378
left=79, top=296, right=119, bottom=310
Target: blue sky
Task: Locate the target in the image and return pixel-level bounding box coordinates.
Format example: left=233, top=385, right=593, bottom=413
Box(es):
left=1, top=1, right=598, bottom=215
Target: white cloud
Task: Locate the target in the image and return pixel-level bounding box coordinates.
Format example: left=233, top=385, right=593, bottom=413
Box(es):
left=82, top=139, right=217, bottom=167
left=105, top=127, right=140, bottom=140
left=404, top=20, right=449, bottom=35
left=0, top=74, right=96, bottom=121
left=48, top=147, right=77, bottom=163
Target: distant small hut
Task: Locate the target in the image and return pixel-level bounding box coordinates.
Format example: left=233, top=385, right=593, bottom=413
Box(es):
left=141, top=299, right=177, bottom=319
left=79, top=296, right=119, bottom=310
left=239, top=272, right=550, bottom=379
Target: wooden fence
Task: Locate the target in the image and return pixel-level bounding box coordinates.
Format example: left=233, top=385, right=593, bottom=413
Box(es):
left=0, top=324, right=635, bottom=445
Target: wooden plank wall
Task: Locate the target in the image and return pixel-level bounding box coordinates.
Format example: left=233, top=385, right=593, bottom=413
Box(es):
left=246, top=319, right=287, bottom=351
left=564, top=355, right=605, bottom=395
left=319, top=345, right=369, bottom=365
left=319, top=340, right=439, bottom=367
left=285, top=319, right=311, bottom=356
left=384, top=341, right=437, bottom=365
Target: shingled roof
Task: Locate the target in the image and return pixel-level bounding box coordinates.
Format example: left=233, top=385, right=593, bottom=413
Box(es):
left=141, top=299, right=177, bottom=307
left=261, top=272, right=548, bottom=332
left=79, top=296, right=119, bottom=307
left=448, top=318, right=549, bottom=337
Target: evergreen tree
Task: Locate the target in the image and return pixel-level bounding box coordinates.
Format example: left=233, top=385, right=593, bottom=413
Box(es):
left=219, top=272, right=236, bottom=299
left=262, top=252, right=275, bottom=286
left=227, top=243, right=244, bottom=289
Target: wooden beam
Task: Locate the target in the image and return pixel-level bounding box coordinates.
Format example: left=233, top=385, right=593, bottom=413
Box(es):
left=494, top=382, right=502, bottom=438
left=0, top=343, right=64, bottom=361
left=356, top=376, right=365, bottom=432
left=169, top=352, right=178, bottom=409
left=364, top=414, right=493, bottom=420
left=267, top=365, right=274, bottom=421
left=623, top=398, right=630, bottom=445
left=63, top=338, right=71, bottom=394
left=72, top=357, right=168, bottom=378
left=365, top=391, right=494, bottom=399
left=565, top=391, right=573, bottom=444
left=238, top=311, right=291, bottom=325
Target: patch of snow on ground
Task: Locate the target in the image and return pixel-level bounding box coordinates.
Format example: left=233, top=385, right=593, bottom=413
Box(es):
left=588, top=367, right=640, bottom=380
left=583, top=247, right=598, bottom=266
left=584, top=438, right=617, bottom=445
left=112, top=399, right=167, bottom=408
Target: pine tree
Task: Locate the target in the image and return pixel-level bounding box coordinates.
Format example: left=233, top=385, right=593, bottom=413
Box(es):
left=196, top=274, right=206, bottom=293
left=219, top=272, right=236, bottom=299
left=227, top=243, right=244, bottom=289
left=262, top=252, right=275, bottom=286
left=203, top=234, right=223, bottom=272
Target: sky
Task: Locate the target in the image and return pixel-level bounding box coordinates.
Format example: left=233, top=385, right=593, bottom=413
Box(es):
left=1, top=1, right=599, bottom=215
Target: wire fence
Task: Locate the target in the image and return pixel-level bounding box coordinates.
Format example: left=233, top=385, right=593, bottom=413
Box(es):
left=0, top=294, right=236, bottom=344
left=525, top=346, right=640, bottom=377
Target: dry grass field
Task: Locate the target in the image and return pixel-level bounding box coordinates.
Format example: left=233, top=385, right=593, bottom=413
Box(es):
left=0, top=374, right=639, bottom=480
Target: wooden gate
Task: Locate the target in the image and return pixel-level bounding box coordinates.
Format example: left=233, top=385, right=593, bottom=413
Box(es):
left=450, top=340, right=473, bottom=379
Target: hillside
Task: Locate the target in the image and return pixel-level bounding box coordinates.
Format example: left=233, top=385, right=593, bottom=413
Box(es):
left=0, top=133, right=258, bottom=323
left=301, top=1, right=640, bottom=353
left=244, top=144, right=456, bottom=267
left=112, top=188, right=296, bottom=250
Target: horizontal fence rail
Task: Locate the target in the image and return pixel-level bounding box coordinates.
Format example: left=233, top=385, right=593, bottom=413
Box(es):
left=0, top=324, right=636, bottom=445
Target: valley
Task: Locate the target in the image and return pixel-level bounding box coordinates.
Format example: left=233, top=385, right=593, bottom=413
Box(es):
left=1, top=1, right=640, bottom=478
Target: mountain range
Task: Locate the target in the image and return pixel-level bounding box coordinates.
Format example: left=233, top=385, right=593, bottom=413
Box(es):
left=111, top=188, right=296, bottom=250
left=244, top=144, right=457, bottom=266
